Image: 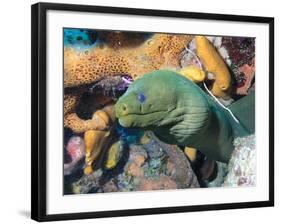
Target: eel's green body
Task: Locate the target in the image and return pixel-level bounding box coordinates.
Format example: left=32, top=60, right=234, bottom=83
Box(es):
left=115, top=70, right=254, bottom=163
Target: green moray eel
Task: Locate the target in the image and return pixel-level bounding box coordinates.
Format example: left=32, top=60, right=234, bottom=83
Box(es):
left=115, top=70, right=255, bottom=163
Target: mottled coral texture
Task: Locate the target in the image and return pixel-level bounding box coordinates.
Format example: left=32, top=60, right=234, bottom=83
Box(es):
left=64, top=34, right=193, bottom=87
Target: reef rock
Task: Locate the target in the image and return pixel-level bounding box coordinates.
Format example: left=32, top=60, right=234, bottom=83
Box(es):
left=71, top=169, right=103, bottom=194
left=223, top=135, right=256, bottom=187
left=138, top=176, right=178, bottom=191
left=115, top=137, right=199, bottom=192
left=64, top=136, right=85, bottom=175
left=68, top=132, right=199, bottom=194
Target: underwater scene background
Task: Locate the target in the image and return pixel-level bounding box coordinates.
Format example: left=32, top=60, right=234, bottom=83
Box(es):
left=63, top=28, right=255, bottom=194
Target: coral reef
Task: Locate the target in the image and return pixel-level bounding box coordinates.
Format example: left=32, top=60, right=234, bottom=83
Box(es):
left=223, top=135, right=256, bottom=186
left=221, top=37, right=255, bottom=96
left=181, top=35, right=255, bottom=98
left=64, top=33, right=193, bottom=133
left=222, top=37, right=255, bottom=68
left=64, top=76, right=129, bottom=133
left=64, top=34, right=255, bottom=135
left=64, top=29, right=98, bottom=49
left=66, top=132, right=199, bottom=194
left=236, top=60, right=255, bottom=95
left=204, top=161, right=228, bottom=187
left=64, top=109, right=111, bottom=134
left=64, top=136, right=85, bottom=175
left=63, top=30, right=256, bottom=194
left=64, top=33, right=193, bottom=87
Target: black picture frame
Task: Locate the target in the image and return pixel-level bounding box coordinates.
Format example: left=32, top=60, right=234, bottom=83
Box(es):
left=31, top=2, right=274, bottom=222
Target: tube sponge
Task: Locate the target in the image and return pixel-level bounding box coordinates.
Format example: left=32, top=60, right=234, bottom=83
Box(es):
left=196, top=36, right=232, bottom=99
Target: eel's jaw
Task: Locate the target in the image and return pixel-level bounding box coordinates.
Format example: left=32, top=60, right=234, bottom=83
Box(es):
left=118, top=115, right=134, bottom=128
left=117, top=111, right=168, bottom=129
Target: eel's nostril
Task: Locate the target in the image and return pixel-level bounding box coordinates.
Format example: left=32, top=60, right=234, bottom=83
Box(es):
left=121, top=104, right=127, bottom=112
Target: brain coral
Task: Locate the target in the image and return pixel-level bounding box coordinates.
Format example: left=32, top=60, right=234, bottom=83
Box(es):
left=64, top=33, right=193, bottom=133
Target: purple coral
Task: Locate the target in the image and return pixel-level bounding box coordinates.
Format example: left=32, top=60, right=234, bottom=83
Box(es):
left=89, top=74, right=133, bottom=98
left=222, top=37, right=255, bottom=67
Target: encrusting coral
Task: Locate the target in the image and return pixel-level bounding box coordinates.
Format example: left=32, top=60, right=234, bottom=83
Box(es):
left=64, top=109, right=111, bottom=134
left=69, top=133, right=199, bottom=193
left=64, top=33, right=193, bottom=88
left=64, top=136, right=85, bottom=175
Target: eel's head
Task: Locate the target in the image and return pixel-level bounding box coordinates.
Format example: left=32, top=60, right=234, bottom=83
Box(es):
left=115, top=70, right=180, bottom=129
left=115, top=69, right=211, bottom=132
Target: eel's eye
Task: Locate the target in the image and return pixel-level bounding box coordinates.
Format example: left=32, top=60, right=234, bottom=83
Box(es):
left=137, top=92, right=146, bottom=103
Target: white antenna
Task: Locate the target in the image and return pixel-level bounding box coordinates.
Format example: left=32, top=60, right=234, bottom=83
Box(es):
left=184, top=46, right=240, bottom=124
left=202, top=82, right=240, bottom=123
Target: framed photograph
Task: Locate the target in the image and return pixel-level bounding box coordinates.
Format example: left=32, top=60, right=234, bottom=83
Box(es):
left=31, top=2, right=274, bottom=222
